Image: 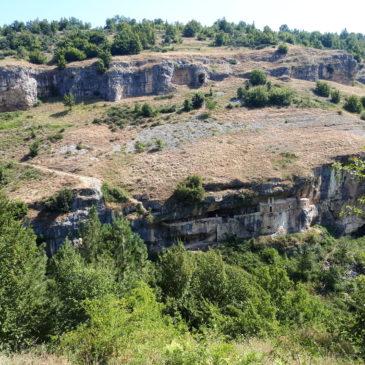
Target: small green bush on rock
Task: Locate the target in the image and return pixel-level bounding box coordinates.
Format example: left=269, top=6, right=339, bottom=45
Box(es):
left=174, top=175, right=205, bottom=203
left=44, top=188, right=74, bottom=213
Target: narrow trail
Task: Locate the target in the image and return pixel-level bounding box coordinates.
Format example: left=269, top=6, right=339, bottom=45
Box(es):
left=20, top=162, right=148, bottom=213
left=20, top=162, right=102, bottom=193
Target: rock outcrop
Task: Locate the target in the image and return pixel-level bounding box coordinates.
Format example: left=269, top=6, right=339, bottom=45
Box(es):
left=0, top=60, right=208, bottom=112
left=30, top=160, right=365, bottom=254
left=0, top=48, right=361, bottom=112
left=130, top=162, right=365, bottom=250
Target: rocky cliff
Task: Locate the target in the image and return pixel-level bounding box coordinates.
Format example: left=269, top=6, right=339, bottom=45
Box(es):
left=31, top=160, right=365, bottom=254
left=0, top=60, right=207, bottom=111
left=0, top=48, right=361, bottom=112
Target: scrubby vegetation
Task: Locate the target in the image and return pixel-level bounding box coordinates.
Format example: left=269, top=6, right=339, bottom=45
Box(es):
left=173, top=175, right=205, bottom=203
left=1, top=16, right=364, bottom=65
left=1, top=191, right=365, bottom=363
left=44, top=188, right=74, bottom=213
left=314, top=81, right=331, bottom=97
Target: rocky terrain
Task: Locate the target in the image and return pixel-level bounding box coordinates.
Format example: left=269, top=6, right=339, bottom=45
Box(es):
left=1, top=44, right=365, bottom=251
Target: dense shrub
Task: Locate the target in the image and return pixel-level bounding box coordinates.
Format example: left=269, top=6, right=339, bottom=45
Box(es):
left=268, top=86, right=293, bottom=106
left=244, top=86, right=269, bottom=107
left=361, top=96, right=365, bottom=108
left=44, top=188, right=74, bottom=213
left=330, top=89, right=341, bottom=103
left=191, top=93, right=205, bottom=109
left=140, top=103, right=155, bottom=117
left=314, top=81, right=331, bottom=97
left=183, top=20, right=202, bottom=38
left=344, top=95, right=362, bottom=113
left=62, top=47, right=86, bottom=62
left=111, top=24, right=142, bottom=55
left=0, top=194, right=49, bottom=351
left=102, top=182, right=128, bottom=203
left=174, top=175, right=205, bottom=203
left=28, top=50, right=47, bottom=64
left=214, top=32, right=229, bottom=46
left=183, top=99, right=193, bottom=112
left=249, top=69, right=267, bottom=86
left=277, top=43, right=288, bottom=55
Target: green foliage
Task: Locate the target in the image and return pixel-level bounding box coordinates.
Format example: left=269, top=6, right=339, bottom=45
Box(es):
left=344, top=95, right=363, bottom=113
left=361, top=96, right=365, bottom=108
left=173, top=175, right=205, bottom=203
left=191, top=92, right=205, bottom=109
left=183, top=20, right=202, bottom=38
left=44, top=188, right=74, bottom=213
left=101, top=182, right=128, bottom=203
left=134, top=140, right=146, bottom=153
left=111, top=24, right=143, bottom=55
left=268, top=86, right=293, bottom=106
left=249, top=69, right=267, bottom=86
left=28, top=50, right=47, bottom=64
left=63, top=93, right=75, bottom=110
left=48, top=240, right=116, bottom=335
left=330, top=88, right=341, bottom=103
left=0, top=194, right=48, bottom=350
left=183, top=98, right=193, bottom=112
left=163, top=24, right=181, bottom=45
left=158, top=243, right=195, bottom=298
left=243, top=86, right=269, bottom=107
left=28, top=140, right=40, bottom=157
left=314, top=81, right=331, bottom=97
left=141, top=102, right=155, bottom=117
left=59, top=284, right=180, bottom=364
left=277, top=43, right=288, bottom=54
left=214, top=32, right=229, bottom=46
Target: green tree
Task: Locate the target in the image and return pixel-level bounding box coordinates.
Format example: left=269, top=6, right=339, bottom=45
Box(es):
left=159, top=243, right=194, bottom=298
left=59, top=283, right=180, bottom=364
left=314, top=81, right=331, bottom=97
left=63, top=93, right=75, bottom=110
left=344, top=95, right=362, bottom=113
left=191, top=93, right=205, bottom=109
left=183, top=20, right=202, bottom=38
left=249, top=69, right=267, bottom=86
left=330, top=89, right=341, bottom=103
left=48, top=240, right=116, bottom=334
left=111, top=24, right=142, bottom=55
left=0, top=194, right=49, bottom=350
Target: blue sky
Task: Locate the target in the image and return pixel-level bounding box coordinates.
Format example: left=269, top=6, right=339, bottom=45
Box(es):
left=0, top=0, right=364, bottom=33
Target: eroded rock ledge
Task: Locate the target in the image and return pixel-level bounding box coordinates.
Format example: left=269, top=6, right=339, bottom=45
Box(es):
left=31, top=158, right=365, bottom=254
left=0, top=48, right=360, bottom=112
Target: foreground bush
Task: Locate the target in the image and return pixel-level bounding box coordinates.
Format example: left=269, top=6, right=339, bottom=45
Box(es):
left=0, top=194, right=49, bottom=350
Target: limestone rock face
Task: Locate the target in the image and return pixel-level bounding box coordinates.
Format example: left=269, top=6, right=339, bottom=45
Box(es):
left=0, top=67, right=38, bottom=110
left=269, top=53, right=358, bottom=83
left=131, top=163, right=365, bottom=250
left=0, top=60, right=208, bottom=111
left=0, top=48, right=360, bottom=112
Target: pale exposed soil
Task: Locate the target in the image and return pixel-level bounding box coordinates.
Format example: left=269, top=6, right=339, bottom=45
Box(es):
left=1, top=44, right=365, bottom=204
